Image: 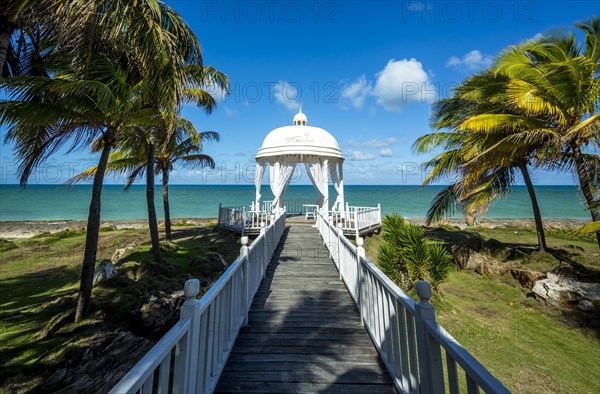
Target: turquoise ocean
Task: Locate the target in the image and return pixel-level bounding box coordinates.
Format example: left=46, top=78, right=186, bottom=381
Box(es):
left=0, top=184, right=591, bottom=221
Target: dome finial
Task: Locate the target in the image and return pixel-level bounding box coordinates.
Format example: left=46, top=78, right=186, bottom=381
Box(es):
left=293, top=108, right=307, bottom=126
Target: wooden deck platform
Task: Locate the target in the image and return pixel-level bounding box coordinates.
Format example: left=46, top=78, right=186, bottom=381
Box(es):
left=214, top=225, right=395, bottom=393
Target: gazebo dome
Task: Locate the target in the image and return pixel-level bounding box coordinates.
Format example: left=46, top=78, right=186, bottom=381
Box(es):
left=256, top=110, right=343, bottom=159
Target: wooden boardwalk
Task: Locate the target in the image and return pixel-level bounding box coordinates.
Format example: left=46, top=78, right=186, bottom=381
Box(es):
left=215, top=225, right=395, bottom=393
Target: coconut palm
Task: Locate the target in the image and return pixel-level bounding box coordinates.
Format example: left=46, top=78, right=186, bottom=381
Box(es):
left=414, top=70, right=551, bottom=251
left=139, top=61, right=228, bottom=259
left=488, top=18, right=600, bottom=247
left=0, top=0, right=207, bottom=321
left=1, top=55, right=152, bottom=321
left=70, top=119, right=219, bottom=242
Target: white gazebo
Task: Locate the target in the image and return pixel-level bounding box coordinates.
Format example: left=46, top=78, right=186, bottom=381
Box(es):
left=217, top=110, right=381, bottom=236
left=254, top=109, right=345, bottom=213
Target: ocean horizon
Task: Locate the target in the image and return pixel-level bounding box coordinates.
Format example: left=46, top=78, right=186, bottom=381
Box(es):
left=0, top=184, right=591, bottom=221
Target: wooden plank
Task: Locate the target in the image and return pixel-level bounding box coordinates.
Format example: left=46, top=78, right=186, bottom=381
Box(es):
left=219, top=370, right=393, bottom=384
left=215, top=226, right=395, bottom=393
left=214, top=381, right=396, bottom=393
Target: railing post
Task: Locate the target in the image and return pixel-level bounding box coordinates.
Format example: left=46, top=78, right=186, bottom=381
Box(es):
left=260, top=225, right=267, bottom=275
left=241, top=236, right=250, bottom=326
left=356, top=237, right=365, bottom=326
left=377, top=203, right=382, bottom=224
left=179, top=279, right=201, bottom=394
left=242, top=207, right=247, bottom=233
left=336, top=222, right=343, bottom=279
left=414, top=280, right=444, bottom=394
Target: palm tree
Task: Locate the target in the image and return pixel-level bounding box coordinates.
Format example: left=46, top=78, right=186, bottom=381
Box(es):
left=70, top=120, right=219, bottom=242
left=0, top=0, right=207, bottom=321
left=490, top=18, right=600, bottom=247
left=414, top=70, right=550, bottom=251
left=1, top=55, right=152, bottom=320
left=139, top=62, right=228, bottom=259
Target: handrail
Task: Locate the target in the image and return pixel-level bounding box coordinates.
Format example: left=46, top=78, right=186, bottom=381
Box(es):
left=112, top=212, right=287, bottom=394
left=110, top=319, right=191, bottom=394
left=316, top=210, right=509, bottom=394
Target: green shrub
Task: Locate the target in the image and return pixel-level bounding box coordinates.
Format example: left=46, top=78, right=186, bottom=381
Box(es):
left=377, top=213, right=452, bottom=292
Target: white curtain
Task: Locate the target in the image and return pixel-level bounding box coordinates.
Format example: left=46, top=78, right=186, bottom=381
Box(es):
left=329, top=160, right=344, bottom=212
left=305, top=160, right=328, bottom=211
left=269, top=162, right=296, bottom=210
left=254, top=161, right=265, bottom=210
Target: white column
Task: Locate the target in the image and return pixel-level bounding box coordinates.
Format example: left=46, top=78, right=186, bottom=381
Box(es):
left=255, top=161, right=264, bottom=211
left=338, top=161, right=345, bottom=218
left=322, top=158, right=329, bottom=212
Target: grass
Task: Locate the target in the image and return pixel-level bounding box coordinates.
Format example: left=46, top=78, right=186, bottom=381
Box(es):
left=364, top=225, right=600, bottom=394
left=0, top=224, right=241, bottom=393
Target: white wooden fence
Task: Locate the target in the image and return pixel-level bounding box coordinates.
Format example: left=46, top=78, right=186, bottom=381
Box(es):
left=316, top=211, right=510, bottom=394
left=218, top=200, right=382, bottom=236
left=110, top=212, right=287, bottom=394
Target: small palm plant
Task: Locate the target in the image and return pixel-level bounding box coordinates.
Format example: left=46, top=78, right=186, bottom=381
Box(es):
left=377, top=214, right=453, bottom=292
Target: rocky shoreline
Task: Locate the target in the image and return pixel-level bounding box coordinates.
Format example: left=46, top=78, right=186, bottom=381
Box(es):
left=0, top=218, right=216, bottom=238
left=0, top=217, right=590, bottom=238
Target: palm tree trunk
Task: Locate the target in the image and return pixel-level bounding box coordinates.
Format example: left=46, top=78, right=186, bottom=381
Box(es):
left=573, top=145, right=600, bottom=248
left=518, top=162, right=547, bottom=252
left=146, top=132, right=163, bottom=263
left=75, top=137, right=112, bottom=322
left=162, top=169, right=172, bottom=242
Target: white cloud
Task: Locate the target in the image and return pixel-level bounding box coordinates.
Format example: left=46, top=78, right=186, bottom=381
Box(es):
left=446, top=50, right=493, bottom=71
left=372, top=58, right=435, bottom=111
left=340, top=75, right=372, bottom=109
left=273, top=81, right=301, bottom=111
left=379, top=148, right=394, bottom=157
left=346, top=149, right=375, bottom=161
left=348, top=137, right=396, bottom=148
left=223, top=106, right=237, bottom=117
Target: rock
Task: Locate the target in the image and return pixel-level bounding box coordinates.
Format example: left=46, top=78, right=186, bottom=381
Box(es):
left=484, top=238, right=505, bottom=250
left=511, top=269, right=547, bottom=290
left=41, top=331, right=149, bottom=393
left=93, top=260, right=118, bottom=286
left=451, top=245, right=521, bottom=275
left=137, top=291, right=185, bottom=336
left=111, top=243, right=136, bottom=263
left=532, top=273, right=600, bottom=312
left=451, top=244, right=472, bottom=269
left=475, top=259, right=521, bottom=276
left=209, top=252, right=229, bottom=272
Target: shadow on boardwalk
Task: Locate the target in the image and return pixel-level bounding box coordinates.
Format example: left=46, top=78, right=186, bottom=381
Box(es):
left=215, top=225, right=395, bottom=393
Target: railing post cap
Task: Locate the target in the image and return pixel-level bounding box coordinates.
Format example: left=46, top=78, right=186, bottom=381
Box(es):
left=357, top=237, right=364, bottom=247
left=260, top=222, right=265, bottom=228
left=241, top=236, right=249, bottom=246
left=184, top=278, right=200, bottom=299
left=337, top=222, right=343, bottom=229
left=416, top=280, right=432, bottom=302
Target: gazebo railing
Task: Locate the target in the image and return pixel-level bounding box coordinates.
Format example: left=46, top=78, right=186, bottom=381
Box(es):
left=260, top=199, right=318, bottom=215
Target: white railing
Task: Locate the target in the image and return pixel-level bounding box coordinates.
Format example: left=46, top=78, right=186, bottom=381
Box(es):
left=328, top=203, right=382, bottom=236
left=217, top=204, right=277, bottom=233
left=316, top=211, right=509, bottom=394
left=219, top=201, right=382, bottom=237
left=217, top=204, right=247, bottom=232
left=111, top=212, right=287, bottom=394
left=261, top=199, right=318, bottom=214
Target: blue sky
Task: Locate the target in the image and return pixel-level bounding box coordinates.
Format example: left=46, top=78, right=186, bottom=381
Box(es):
left=1, top=0, right=599, bottom=185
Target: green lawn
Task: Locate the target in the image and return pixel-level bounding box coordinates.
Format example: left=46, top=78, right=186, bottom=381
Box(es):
left=0, top=223, right=239, bottom=393
left=364, top=225, right=600, bottom=394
